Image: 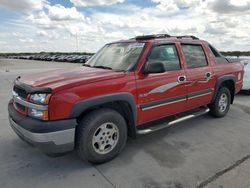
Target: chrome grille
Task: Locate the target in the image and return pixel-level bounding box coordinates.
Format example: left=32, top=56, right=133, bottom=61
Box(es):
left=13, top=86, right=27, bottom=113
left=15, top=102, right=25, bottom=112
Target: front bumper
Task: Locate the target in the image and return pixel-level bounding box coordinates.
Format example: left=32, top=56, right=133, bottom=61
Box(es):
left=8, top=101, right=76, bottom=156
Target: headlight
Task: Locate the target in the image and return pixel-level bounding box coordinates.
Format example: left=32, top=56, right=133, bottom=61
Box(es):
left=30, top=93, right=51, bottom=105
left=28, top=108, right=49, bottom=120
left=29, top=93, right=51, bottom=120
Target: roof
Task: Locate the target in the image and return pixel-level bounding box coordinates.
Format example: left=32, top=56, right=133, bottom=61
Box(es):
left=133, top=34, right=199, bottom=41
left=110, top=34, right=203, bottom=44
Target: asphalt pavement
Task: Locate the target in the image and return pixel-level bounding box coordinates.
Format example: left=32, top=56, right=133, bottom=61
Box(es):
left=1, top=59, right=250, bottom=188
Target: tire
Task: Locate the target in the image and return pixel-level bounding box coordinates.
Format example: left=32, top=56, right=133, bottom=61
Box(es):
left=209, top=87, right=231, bottom=118
left=245, top=89, right=250, bottom=95
left=76, top=108, right=127, bottom=164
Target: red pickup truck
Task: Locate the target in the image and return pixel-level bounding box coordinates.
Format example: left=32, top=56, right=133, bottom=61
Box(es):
left=8, top=34, right=244, bottom=163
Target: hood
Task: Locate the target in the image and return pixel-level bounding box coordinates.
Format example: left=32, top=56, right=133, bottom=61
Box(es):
left=19, top=67, right=125, bottom=92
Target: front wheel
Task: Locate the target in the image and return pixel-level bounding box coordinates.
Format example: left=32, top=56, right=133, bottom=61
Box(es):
left=209, top=87, right=231, bottom=118
left=76, top=108, right=127, bottom=164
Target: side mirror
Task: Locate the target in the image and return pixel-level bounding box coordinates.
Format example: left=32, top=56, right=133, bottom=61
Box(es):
left=144, top=61, right=165, bottom=74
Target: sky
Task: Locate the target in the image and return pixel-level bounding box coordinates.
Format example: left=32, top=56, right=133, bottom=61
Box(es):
left=0, top=0, right=249, bottom=53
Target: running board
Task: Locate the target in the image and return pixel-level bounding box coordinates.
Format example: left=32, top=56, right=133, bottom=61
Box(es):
left=137, top=107, right=210, bottom=135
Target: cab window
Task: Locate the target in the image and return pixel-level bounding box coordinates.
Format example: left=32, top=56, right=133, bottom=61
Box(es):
left=182, top=44, right=207, bottom=68
left=148, top=44, right=181, bottom=71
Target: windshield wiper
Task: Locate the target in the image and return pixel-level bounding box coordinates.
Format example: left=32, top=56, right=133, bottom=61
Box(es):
left=83, top=64, right=115, bottom=71
left=92, top=65, right=113, bottom=70
left=82, top=64, right=92, bottom=67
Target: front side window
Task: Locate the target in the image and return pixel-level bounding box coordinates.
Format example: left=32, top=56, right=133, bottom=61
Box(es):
left=182, top=44, right=207, bottom=68
left=86, top=42, right=145, bottom=71
left=147, top=44, right=181, bottom=71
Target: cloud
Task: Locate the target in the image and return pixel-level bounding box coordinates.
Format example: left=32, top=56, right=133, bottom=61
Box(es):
left=12, top=32, right=24, bottom=37
left=1, top=0, right=250, bottom=52
left=37, top=30, right=48, bottom=37
left=0, top=0, right=46, bottom=11
left=46, top=4, right=84, bottom=21
left=25, top=4, right=86, bottom=30
left=105, top=31, right=127, bottom=39
left=230, top=0, right=250, bottom=6
left=43, top=31, right=60, bottom=40
left=205, top=24, right=229, bottom=35
left=19, top=38, right=34, bottom=43
left=152, top=0, right=201, bottom=11
left=208, top=0, right=250, bottom=13
left=26, top=11, right=57, bottom=30
left=70, top=0, right=124, bottom=7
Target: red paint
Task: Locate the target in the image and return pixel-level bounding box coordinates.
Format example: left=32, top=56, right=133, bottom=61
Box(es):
left=18, top=37, right=244, bottom=125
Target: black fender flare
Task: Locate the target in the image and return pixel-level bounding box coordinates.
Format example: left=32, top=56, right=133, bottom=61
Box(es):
left=70, top=92, right=137, bottom=137
left=212, top=75, right=236, bottom=103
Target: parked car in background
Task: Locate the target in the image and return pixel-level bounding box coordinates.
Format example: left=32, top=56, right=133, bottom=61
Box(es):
left=4, top=53, right=92, bottom=63
left=242, top=60, right=250, bottom=94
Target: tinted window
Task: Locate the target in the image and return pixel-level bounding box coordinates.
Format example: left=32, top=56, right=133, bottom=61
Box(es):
left=208, top=44, right=228, bottom=64
left=209, top=45, right=221, bottom=57
left=148, top=44, right=180, bottom=71
left=182, top=44, right=207, bottom=68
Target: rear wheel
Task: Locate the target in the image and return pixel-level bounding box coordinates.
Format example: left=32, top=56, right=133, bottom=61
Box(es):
left=76, top=108, right=127, bottom=164
left=209, top=87, right=231, bottom=118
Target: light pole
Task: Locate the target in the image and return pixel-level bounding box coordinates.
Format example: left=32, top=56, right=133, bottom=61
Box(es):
left=75, top=32, right=79, bottom=52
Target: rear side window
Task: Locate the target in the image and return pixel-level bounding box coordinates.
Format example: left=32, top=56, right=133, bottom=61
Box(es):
left=148, top=44, right=181, bottom=71
left=209, top=45, right=222, bottom=57
left=182, top=44, right=207, bottom=68
left=209, top=44, right=228, bottom=64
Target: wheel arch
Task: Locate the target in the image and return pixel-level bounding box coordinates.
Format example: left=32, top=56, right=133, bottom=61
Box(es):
left=213, top=75, right=236, bottom=104
left=70, top=93, right=137, bottom=138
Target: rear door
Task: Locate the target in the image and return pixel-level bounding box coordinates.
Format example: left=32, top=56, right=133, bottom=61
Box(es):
left=136, top=43, right=188, bottom=125
left=181, top=43, right=215, bottom=109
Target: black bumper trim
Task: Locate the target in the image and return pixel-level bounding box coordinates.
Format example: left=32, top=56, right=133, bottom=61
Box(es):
left=8, top=100, right=76, bottom=133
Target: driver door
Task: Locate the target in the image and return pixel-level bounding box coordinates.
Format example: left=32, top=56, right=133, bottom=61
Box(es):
left=136, top=43, right=188, bottom=125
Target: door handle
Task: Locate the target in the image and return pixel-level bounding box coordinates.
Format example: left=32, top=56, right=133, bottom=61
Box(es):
left=205, top=72, right=212, bottom=79
left=178, top=76, right=186, bottom=83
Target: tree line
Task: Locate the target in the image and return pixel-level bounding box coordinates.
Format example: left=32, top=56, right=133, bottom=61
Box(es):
left=220, top=51, right=250, bottom=57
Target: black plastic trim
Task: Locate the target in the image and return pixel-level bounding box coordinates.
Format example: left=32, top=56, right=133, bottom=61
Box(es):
left=70, top=93, right=137, bottom=138
left=14, top=79, right=52, bottom=94
left=70, top=93, right=136, bottom=120
left=140, top=88, right=213, bottom=111
left=187, top=89, right=212, bottom=99
left=141, top=95, right=186, bottom=110
left=212, top=75, right=236, bottom=103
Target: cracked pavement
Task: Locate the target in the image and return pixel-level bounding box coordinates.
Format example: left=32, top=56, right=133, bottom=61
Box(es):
left=0, top=59, right=250, bottom=188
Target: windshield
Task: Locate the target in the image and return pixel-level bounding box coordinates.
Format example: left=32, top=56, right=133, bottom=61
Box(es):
left=86, top=42, right=145, bottom=71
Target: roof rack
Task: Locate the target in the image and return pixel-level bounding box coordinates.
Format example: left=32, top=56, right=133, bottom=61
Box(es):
left=176, top=35, right=199, bottom=40
left=134, top=34, right=199, bottom=40
left=134, top=34, right=171, bottom=40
